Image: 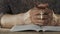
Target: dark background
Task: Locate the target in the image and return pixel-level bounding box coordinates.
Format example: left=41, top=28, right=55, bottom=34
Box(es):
left=0, top=0, right=60, bottom=14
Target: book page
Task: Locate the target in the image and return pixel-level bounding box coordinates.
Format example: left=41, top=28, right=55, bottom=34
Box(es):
left=10, top=24, right=42, bottom=32
left=42, top=26, right=60, bottom=31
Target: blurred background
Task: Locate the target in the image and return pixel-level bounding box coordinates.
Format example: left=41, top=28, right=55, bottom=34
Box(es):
left=0, top=0, right=60, bottom=14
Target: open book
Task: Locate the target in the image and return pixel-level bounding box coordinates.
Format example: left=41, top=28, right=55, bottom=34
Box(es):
left=10, top=24, right=60, bottom=32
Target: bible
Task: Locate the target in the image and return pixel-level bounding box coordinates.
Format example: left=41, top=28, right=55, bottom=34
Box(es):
left=10, top=24, right=60, bottom=32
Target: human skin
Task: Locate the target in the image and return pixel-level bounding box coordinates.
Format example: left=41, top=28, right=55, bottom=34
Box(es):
left=30, top=7, right=53, bottom=26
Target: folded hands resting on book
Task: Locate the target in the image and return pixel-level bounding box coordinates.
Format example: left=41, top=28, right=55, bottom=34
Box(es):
left=0, top=3, right=60, bottom=29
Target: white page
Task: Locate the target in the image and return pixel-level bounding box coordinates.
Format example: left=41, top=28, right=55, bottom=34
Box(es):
left=10, top=24, right=60, bottom=32
left=10, top=24, right=42, bottom=32
left=42, top=26, right=60, bottom=31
